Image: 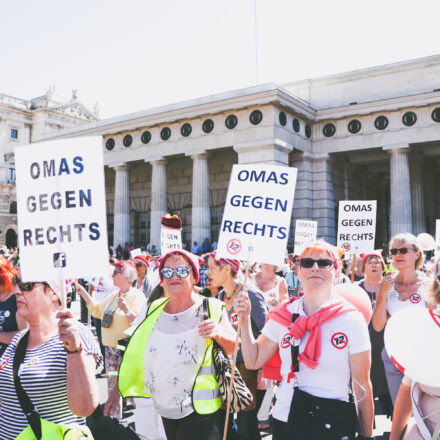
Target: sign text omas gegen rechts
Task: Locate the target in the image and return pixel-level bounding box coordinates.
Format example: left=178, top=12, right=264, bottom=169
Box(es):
left=16, top=137, right=109, bottom=281
left=216, top=164, right=297, bottom=265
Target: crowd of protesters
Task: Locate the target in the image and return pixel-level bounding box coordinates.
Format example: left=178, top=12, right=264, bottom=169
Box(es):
left=0, top=232, right=439, bottom=440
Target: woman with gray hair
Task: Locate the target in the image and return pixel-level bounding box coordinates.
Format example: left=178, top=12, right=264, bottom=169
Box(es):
left=76, top=260, right=147, bottom=418
left=372, top=233, right=431, bottom=404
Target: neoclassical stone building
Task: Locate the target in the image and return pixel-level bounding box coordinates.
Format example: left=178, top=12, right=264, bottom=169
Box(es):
left=42, top=55, right=440, bottom=250
left=0, top=89, right=97, bottom=247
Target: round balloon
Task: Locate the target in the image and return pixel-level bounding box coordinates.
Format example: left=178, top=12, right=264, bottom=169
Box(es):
left=384, top=307, right=440, bottom=387
left=333, top=284, right=372, bottom=324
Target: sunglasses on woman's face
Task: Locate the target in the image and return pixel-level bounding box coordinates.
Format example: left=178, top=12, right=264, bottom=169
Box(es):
left=299, top=258, right=335, bottom=269
left=13, top=276, right=46, bottom=292
left=390, top=247, right=413, bottom=256
left=161, top=266, right=191, bottom=279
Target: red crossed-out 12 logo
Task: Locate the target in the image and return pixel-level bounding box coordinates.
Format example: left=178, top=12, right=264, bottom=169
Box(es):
left=280, top=333, right=294, bottom=349
left=0, top=357, right=8, bottom=371
left=410, top=293, right=421, bottom=304
left=226, top=239, right=241, bottom=255
left=230, top=312, right=239, bottom=327
left=331, top=332, right=348, bottom=349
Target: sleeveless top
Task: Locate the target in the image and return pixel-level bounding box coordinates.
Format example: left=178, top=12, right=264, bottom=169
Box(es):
left=0, top=294, right=18, bottom=356
left=386, top=283, right=426, bottom=316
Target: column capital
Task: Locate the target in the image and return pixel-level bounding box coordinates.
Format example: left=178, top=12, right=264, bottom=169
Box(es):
left=147, top=157, right=167, bottom=166
left=109, top=162, right=130, bottom=171
left=291, top=149, right=313, bottom=161
left=383, top=143, right=410, bottom=152
left=187, top=151, right=209, bottom=160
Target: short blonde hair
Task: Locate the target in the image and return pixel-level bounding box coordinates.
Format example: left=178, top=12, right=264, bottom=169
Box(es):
left=360, top=254, right=385, bottom=275
left=389, top=233, right=424, bottom=269
left=426, top=257, right=440, bottom=305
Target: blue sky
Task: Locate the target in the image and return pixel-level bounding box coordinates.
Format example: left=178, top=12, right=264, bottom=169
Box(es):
left=2, top=0, right=439, bottom=118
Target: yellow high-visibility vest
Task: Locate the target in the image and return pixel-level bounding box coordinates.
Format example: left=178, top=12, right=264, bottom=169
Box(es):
left=17, top=419, right=93, bottom=440
left=118, top=297, right=223, bottom=415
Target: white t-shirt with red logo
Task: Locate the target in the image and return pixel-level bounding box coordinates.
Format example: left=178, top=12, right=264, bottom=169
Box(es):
left=263, top=296, right=370, bottom=421
left=386, top=285, right=426, bottom=316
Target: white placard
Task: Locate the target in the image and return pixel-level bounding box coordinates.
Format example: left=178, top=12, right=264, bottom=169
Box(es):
left=15, top=137, right=109, bottom=281
left=130, top=248, right=142, bottom=259
left=337, top=200, right=377, bottom=255
left=216, top=164, right=297, bottom=265
left=293, top=219, right=317, bottom=255
left=436, top=220, right=440, bottom=256
left=161, top=226, right=182, bottom=253
left=417, top=233, right=436, bottom=251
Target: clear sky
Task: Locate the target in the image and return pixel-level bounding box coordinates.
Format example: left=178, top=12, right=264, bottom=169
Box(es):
left=2, top=0, right=439, bottom=119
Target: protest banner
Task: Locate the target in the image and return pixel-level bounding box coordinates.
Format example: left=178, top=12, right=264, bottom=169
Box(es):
left=337, top=200, right=377, bottom=256
left=216, top=164, right=297, bottom=266
left=15, top=137, right=109, bottom=282
left=293, top=219, right=317, bottom=255
left=436, top=220, right=440, bottom=255
left=160, top=226, right=182, bottom=253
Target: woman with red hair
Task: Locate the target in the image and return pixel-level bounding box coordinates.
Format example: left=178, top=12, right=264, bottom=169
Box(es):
left=0, top=257, right=27, bottom=356
left=235, top=240, right=374, bottom=440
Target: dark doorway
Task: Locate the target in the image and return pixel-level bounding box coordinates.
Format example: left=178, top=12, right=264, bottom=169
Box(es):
left=6, top=229, right=17, bottom=248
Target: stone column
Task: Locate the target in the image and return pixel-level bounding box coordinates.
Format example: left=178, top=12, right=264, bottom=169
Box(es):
left=113, top=164, right=131, bottom=247
left=410, top=155, right=425, bottom=235
left=191, top=153, right=211, bottom=244
left=388, top=147, right=412, bottom=236
left=312, top=153, right=336, bottom=243
left=291, top=150, right=313, bottom=219
left=149, top=159, right=168, bottom=249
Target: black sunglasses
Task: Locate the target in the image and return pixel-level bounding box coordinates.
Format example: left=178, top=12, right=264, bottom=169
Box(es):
left=13, top=276, right=47, bottom=292
left=161, top=266, right=191, bottom=279
left=299, top=258, right=335, bottom=269
left=135, top=262, right=144, bottom=268
left=390, top=247, right=413, bottom=256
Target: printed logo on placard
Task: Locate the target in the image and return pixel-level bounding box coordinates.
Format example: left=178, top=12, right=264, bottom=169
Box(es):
left=280, top=333, right=293, bottom=349
left=230, top=312, right=239, bottom=327
left=53, top=252, right=67, bottom=268
left=268, top=291, right=276, bottom=299
left=410, top=294, right=421, bottom=304
left=226, top=239, right=241, bottom=255
left=331, top=332, right=348, bottom=349
left=0, top=358, right=9, bottom=370
left=341, top=243, right=351, bottom=252
left=429, top=309, right=440, bottom=328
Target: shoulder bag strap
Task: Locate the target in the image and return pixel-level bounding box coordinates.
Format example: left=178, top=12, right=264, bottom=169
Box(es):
left=287, top=313, right=300, bottom=383
left=12, top=330, right=43, bottom=440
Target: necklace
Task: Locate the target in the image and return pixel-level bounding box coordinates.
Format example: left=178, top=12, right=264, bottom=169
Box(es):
left=224, top=283, right=241, bottom=301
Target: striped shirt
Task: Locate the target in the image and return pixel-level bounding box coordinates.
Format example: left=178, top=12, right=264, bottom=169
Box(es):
left=0, top=324, right=101, bottom=440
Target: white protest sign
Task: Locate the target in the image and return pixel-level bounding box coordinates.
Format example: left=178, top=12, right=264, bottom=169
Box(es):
left=130, top=248, right=142, bottom=259
left=15, top=137, right=109, bottom=281
left=337, top=201, right=377, bottom=255
left=436, top=220, right=440, bottom=256
left=161, top=227, right=182, bottom=253
left=216, top=164, right=297, bottom=265
left=417, top=233, right=436, bottom=251
left=293, top=220, right=317, bottom=255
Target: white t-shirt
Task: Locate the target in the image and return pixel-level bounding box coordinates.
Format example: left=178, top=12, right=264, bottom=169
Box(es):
left=263, top=296, right=370, bottom=420
left=250, top=274, right=283, bottom=311
left=386, top=285, right=426, bottom=316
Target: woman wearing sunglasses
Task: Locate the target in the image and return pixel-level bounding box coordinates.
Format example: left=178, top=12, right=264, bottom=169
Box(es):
left=118, top=249, right=236, bottom=440
left=234, top=241, right=374, bottom=440
left=0, top=277, right=101, bottom=440
left=0, top=257, right=27, bottom=356
left=372, top=233, right=430, bottom=404
left=75, top=260, right=147, bottom=418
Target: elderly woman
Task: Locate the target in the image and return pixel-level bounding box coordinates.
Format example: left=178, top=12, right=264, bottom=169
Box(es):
left=357, top=251, right=392, bottom=416
left=251, top=263, right=288, bottom=310
left=118, top=250, right=236, bottom=440
left=234, top=241, right=374, bottom=440
left=133, top=254, right=150, bottom=298
left=207, top=252, right=267, bottom=440
left=390, top=257, right=440, bottom=440
left=0, top=276, right=100, bottom=440
left=372, top=233, right=430, bottom=404
left=0, top=257, right=27, bottom=356
left=76, top=260, right=146, bottom=418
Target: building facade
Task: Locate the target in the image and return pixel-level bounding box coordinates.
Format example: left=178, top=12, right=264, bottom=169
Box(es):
left=41, top=55, right=440, bottom=251
left=0, top=88, right=97, bottom=247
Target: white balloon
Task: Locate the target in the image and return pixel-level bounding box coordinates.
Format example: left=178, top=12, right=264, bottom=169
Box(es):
left=384, top=307, right=440, bottom=387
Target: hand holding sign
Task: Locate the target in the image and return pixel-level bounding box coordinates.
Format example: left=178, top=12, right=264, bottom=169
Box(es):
left=234, top=290, right=251, bottom=322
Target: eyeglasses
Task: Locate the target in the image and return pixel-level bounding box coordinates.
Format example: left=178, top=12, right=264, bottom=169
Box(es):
left=13, top=276, right=47, bottom=292
left=135, top=262, right=144, bottom=268
left=390, top=248, right=414, bottom=256
left=161, top=266, right=191, bottom=279
left=299, top=258, right=335, bottom=269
